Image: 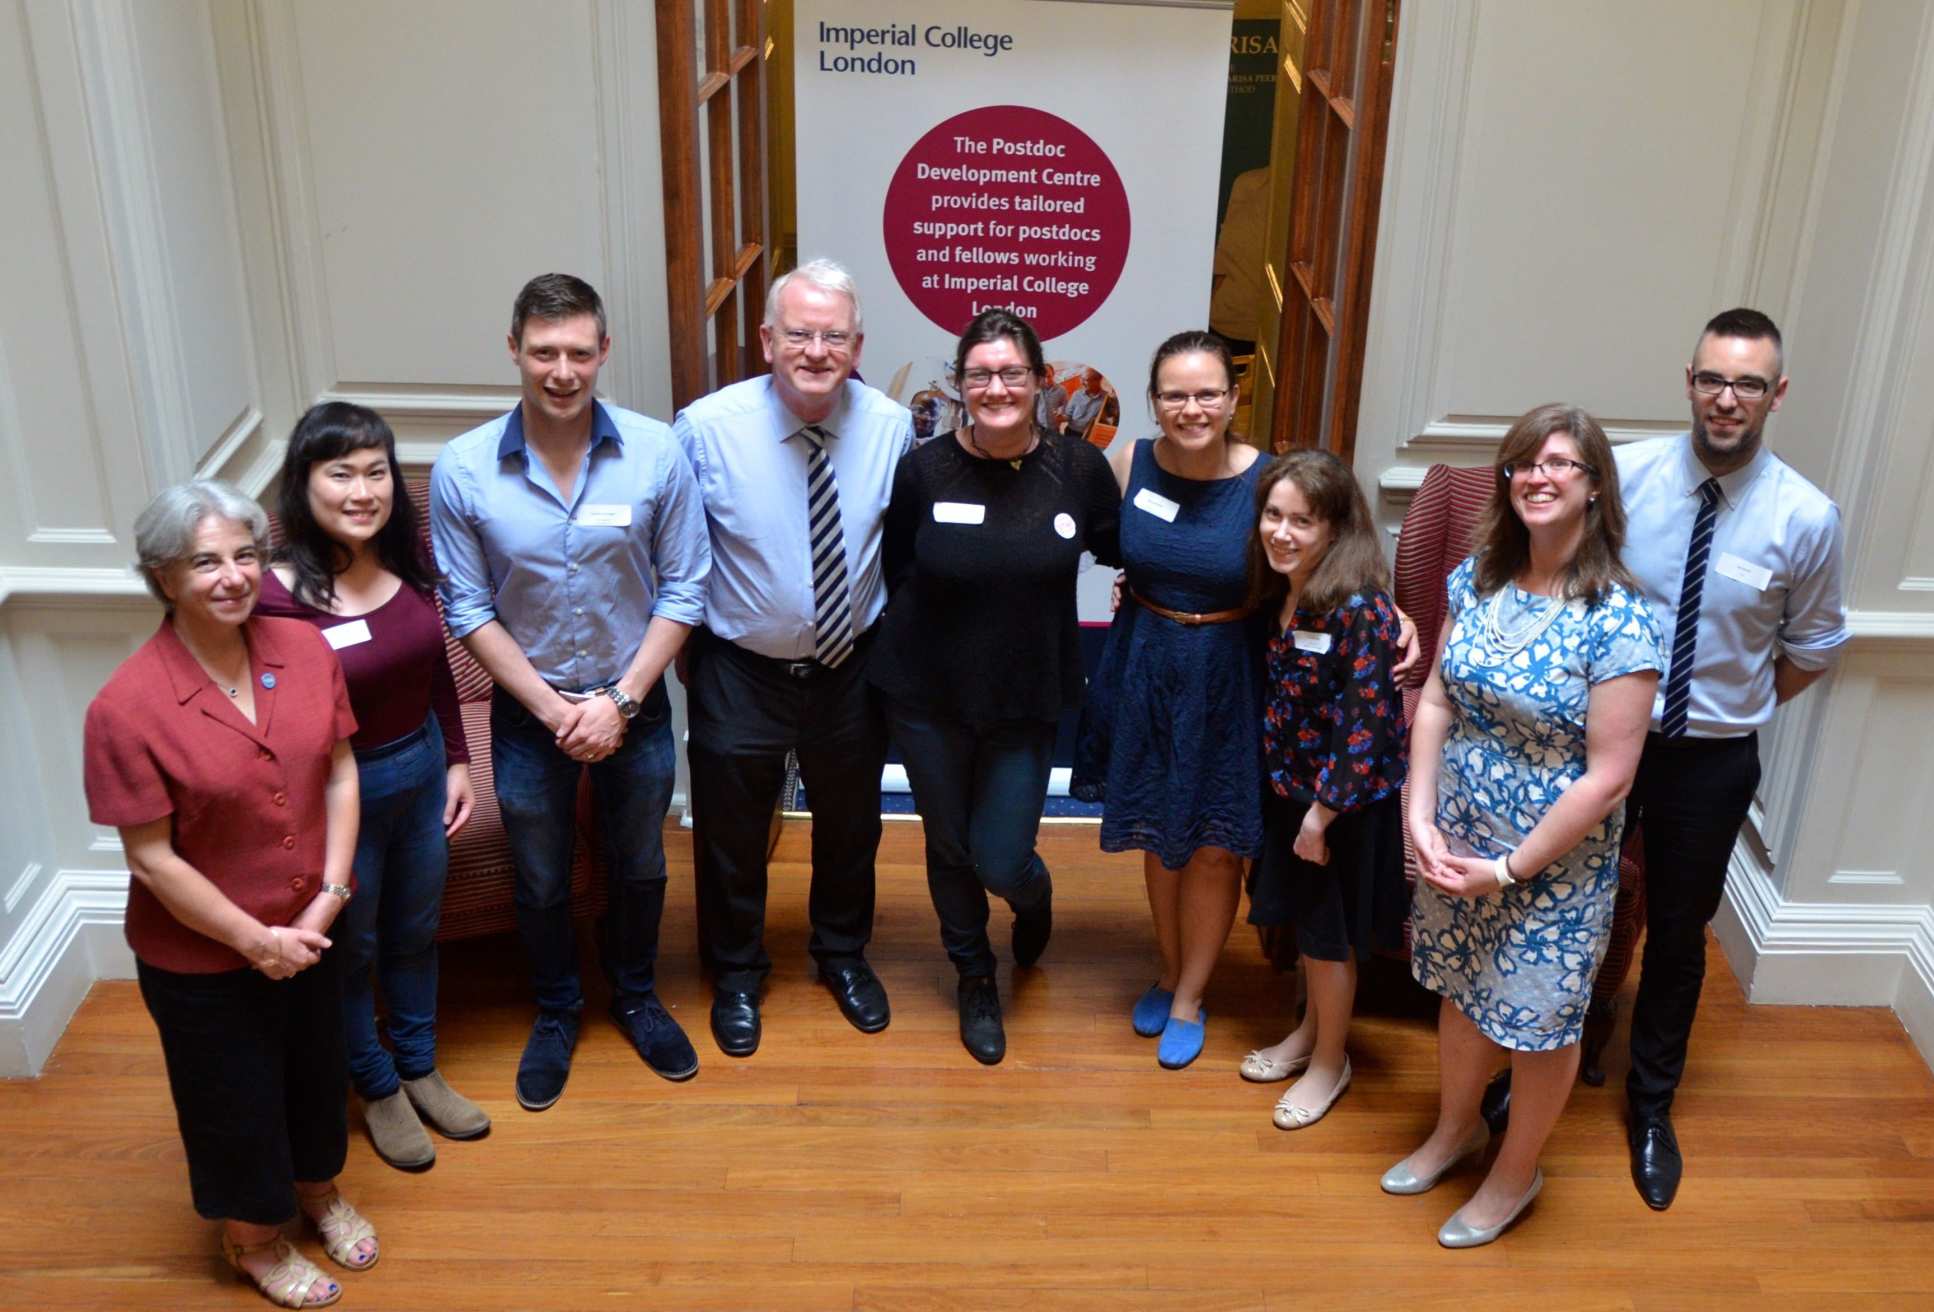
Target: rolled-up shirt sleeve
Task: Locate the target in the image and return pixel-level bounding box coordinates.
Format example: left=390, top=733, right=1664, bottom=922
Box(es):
left=649, top=439, right=713, bottom=627
left=429, top=454, right=496, bottom=640
left=1778, top=504, right=1849, bottom=669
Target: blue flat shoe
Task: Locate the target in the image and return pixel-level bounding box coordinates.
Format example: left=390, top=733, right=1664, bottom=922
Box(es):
left=1131, top=984, right=1173, bottom=1037
left=1157, top=1010, right=1207, bottom=1069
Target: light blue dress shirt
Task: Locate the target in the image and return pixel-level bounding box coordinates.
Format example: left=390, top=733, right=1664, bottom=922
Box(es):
left=429, top=401, right=711, bottom=690
left=1614, top=434, right=1847, bottom=737
left=674, top=376, right=913, bottom=660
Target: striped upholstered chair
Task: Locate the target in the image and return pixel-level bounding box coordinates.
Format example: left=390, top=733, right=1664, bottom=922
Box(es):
left=1393, top=462, right=1644, bottom=1082
left=268, top=478, right=607, bottom=942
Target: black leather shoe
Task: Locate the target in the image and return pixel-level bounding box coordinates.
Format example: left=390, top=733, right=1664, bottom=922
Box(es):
left=1480, top=1069, right=1512, bottom=1136
left=819, top=961, right=891, bottom=1033
left=958, top=975, right=1005, bottom=1065
left=710, top=989, right=761, bottom=1057
left=1628, top=1113, right=1683, bottom=1211
left=1012, top=891, right=1053, bottom=969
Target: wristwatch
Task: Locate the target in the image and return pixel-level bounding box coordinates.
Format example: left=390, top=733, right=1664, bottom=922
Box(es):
left=322, top=882, right=353, bottom=903
left=602, top=685, right=641, bottom=719
left=1493, top=854, right=1517, bottom=890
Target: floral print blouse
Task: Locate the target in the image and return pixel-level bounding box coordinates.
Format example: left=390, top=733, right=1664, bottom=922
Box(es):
left=1263, top=588, right=1408, bottom=810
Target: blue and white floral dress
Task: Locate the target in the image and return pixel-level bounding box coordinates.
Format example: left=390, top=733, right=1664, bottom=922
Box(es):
left=1409, top=556, right=1663, bottom=1051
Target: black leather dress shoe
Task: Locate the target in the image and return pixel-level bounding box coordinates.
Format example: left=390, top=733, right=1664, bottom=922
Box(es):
left=957, top=975, right=1006, bottom=1065
left=1629, top=1114, right=1683, bottom=1211
left=710, top=989, right=761, bottom=1057
left=819, top=961, right=891, bottom=1033
left=1012, top=893, right=1053, bottom=969
left=1480, top=1069, right=1512, bottom=1135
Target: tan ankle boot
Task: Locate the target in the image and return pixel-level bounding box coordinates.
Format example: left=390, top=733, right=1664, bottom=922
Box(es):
left=364, top=1088, right=435, bottom=1169
left=402, top=1069, right=491, bottom=1139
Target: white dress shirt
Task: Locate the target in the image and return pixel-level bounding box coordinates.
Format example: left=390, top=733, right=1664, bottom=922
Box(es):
left=1614, top=434, right=1847, bottom=737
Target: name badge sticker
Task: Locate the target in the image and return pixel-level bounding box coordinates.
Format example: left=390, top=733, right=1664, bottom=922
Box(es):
left=1292, top=629, right=1333, bottom=654
left=322, top=619, right=374, bottom=651
left=575, top=504, right=633, bottom=528
left=1713, top=552, right=1772, bottom=592
left=1132, top=488, right=1180, bottom=522
left=933, top=502, right=986, bottom=525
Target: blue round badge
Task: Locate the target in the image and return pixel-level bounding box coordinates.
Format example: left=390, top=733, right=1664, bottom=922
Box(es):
left=261, top=672, right=277, bottom=689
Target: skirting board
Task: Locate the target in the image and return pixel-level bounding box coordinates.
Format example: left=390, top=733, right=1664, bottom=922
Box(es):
left=0, top=872, right=133, bottom=1079
left=1714, top=842, right=1934, bottom=1074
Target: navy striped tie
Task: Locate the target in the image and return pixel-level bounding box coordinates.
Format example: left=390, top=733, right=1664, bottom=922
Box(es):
left=1660, top=478, right=1721, bottom=737
left=801, top=425, right=854, bottom=669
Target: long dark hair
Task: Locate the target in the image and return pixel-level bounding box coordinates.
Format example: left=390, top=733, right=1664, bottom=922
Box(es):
left=1248, top=450, right=1389, bottom=615
left=1147, top=330, right=1243, bottom=444
left=1472, top=403, right=1635, bottom=605
left=273, top=401, right=436, bottom=609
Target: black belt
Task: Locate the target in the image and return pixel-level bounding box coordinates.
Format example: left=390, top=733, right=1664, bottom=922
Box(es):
left=721, top=626, right=876, bottom=680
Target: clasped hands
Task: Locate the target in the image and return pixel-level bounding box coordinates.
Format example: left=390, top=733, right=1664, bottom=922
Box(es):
left=245, top=924, right=331, bottom=980
left=551, top=691, right=626, bottom=763
left=1407, top=815, right=1506, bottom=899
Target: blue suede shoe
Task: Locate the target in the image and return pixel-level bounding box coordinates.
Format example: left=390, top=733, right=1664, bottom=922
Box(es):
left=1157, top=1010, right=1207, bottom=1069
left=1131, top=984, right=1174, bottom=1038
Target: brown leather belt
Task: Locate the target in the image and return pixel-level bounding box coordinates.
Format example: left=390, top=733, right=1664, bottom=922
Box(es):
left=1130, top=590, right=1255, bottom=626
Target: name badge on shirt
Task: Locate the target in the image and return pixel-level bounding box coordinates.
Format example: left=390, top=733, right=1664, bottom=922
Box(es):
left=1292, top=629, right=1333, bottom=654
left=1132, top=487, right=1180, bottom=522
left=1713, top=551, right=1772, bottom=591
left=575, top=504, right=633, bottom=528
left=322, top=618, right=373, bottom=651
left=933, top=502, right=986, bottom=525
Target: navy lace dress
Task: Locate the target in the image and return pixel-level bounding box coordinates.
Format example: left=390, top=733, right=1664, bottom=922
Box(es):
left=1073, top=440, right=1264, bottom=868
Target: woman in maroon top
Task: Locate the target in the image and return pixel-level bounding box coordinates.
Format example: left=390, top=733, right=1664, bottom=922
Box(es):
left=259, top=401, right=484, bottom=1171
left=83, top=480, right=375, bottom=1308
left=1241, top=452, right=1408, bottom=1131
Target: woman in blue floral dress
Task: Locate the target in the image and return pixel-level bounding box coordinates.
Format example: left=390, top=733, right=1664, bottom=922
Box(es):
left=1391, top=404, right=1662, bottom=1249
left=1240, top=451, right=1408, bottom=1132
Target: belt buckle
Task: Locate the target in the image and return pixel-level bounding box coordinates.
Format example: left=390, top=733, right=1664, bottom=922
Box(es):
left=784, top=659, right=818, bottom=679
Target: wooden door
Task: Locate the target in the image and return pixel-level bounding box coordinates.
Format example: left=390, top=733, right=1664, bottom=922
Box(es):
left=1258, top=0, right=1399, bottom=459
left=657, top=0, right=772, bottom=411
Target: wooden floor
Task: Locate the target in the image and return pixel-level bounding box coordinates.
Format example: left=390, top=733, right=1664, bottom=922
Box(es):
left=6, top=820, right=1933, bottom=1311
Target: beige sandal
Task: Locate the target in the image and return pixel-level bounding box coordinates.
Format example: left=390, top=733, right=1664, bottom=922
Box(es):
left=221, top=1232, right=342, bottom=1308
left=305, top=1193, right=380, bottom=1271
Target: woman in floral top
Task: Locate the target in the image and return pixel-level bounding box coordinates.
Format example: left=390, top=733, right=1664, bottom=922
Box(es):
left=1242, top=451, right=1408, bottom=1132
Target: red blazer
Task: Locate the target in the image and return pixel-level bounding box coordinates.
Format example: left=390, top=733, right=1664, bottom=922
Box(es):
left=83, top=616, right=358, bottom=972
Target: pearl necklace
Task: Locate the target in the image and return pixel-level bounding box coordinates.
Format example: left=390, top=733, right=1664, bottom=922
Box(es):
left=1480, top=584, right=1565, bottom=657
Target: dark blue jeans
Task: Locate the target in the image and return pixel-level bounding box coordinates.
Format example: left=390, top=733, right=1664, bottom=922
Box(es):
left=491, top=685, right=675, bottom=1015
left=886, top=700, right=1055, bottom=978
left=341, top=715, right=449, bottom=1099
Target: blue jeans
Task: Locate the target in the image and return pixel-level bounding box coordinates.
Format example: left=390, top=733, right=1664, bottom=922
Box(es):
left=342, top=716, right=448, bottom=1099
left=491, top=685, right=675, bottom=1015
left=885, top=700, right=1055, bottom=978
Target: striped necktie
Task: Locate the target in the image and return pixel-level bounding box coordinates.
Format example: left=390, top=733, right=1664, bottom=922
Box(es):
left=801, top=425, right=854, bottom=669
left=1660, top=477, right=1722, bottom=737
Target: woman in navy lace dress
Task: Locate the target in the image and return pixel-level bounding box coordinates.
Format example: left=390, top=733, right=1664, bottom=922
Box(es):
left=1240, top=451, right=1407, bottom=1130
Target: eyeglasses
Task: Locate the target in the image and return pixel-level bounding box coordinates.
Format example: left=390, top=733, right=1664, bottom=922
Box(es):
left=1690, top=370, right=1771, bottom=401
left=959, top=366, right=1036, bottom=390
left=776, top=327, right=854, bottom=350
left=1154, top=388, right=1232, bottom=410
left=1504, top=458, right=1595, bottom=481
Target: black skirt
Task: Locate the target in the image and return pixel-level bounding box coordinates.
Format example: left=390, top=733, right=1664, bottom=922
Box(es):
left=1246, top=788, right=1406, bottom=963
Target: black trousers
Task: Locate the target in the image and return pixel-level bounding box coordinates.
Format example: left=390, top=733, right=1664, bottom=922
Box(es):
left=685, top=627, right=887, bottom=993
left=1624, top=730, right=1760, bottom=1117
left=137, top=952, right=348, bottom=1224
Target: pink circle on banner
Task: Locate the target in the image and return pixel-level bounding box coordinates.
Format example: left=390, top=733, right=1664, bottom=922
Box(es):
left=882, top=105, right=1130, bottom=341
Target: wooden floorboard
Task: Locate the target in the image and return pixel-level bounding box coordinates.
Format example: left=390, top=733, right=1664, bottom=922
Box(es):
left=4, top=819, right=1932, bottom=1310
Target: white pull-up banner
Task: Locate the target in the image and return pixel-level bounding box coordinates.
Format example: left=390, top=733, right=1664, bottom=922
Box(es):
left=795, top=0, right=1233, bottom=617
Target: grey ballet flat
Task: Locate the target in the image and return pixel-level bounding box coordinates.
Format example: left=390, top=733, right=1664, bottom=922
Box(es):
left=1436, top=1169, right=1543, bottom=1249
left=1379, top=1121, right=1491, bottom=1195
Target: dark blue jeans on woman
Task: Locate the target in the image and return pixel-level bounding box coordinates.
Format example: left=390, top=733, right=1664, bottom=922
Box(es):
left=342, top=714, right=449, bottom=1099
left=886, top=700, right=1056, bottom=979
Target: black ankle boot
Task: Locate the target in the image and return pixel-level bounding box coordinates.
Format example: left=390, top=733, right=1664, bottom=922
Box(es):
left=957, top=975, right=1006, bottom=1065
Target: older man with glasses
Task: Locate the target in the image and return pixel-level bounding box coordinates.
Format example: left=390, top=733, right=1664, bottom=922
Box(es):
left=673, top=259, right=913, bottom=1059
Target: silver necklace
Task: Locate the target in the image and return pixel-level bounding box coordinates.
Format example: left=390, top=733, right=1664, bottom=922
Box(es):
left=1480, top=584, right=1565, bottom=657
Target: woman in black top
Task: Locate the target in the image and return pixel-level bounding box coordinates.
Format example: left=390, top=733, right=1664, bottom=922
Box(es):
left=868, top=310, right=1121, bottom=1065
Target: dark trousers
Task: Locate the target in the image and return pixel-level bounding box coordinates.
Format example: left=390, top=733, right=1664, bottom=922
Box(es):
left=686, top=628, right=885, bottom=993
left=885, top=700, right=1055, bottom=979
left=492, top=684, right=676, bottom=1014
left=137, top=953, right=348, bottom=1224
left=1624, top=730, right=1760, bottom=1116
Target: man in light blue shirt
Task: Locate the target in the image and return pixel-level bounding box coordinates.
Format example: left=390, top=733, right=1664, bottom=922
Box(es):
left=1613, top=308, right=1846, bottom=1209
left=674, top=259, right=912, bottom=1058
left=431, top=273, right=711, bottom=1108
